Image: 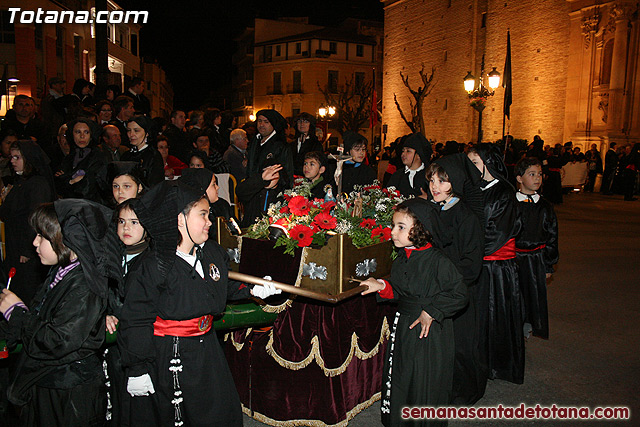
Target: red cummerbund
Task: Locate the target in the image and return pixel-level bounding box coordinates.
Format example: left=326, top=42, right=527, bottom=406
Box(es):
left=484, top=238, right=516, bottom=261
left=516, top=244, right=546, bottom=253
left=153, top=315, right=213, bottom=337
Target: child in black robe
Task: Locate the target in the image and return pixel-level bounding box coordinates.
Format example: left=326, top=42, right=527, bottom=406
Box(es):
left=0, top=200, right=122, bottom=426
left=426, top=157, right=486, bottom=405
left=117, top=181, right=281, bottom=426
left=104, top=199, right=150, bottom=426
left=362, top=198, right=467, bottom=426
left=514, top=157, right=559, bottom=339
left=339, top=131, right=376, bottom=194
left=386, top=132, right=432, bottom=197
left=467, top=144, right=524, bottom=385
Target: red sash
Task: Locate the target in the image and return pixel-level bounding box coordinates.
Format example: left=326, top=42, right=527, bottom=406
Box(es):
left=153, top=315, right=213, bottom=337
left=516, top=244, right=546, bottom=253
left=484, top=238, right=516, bottom=261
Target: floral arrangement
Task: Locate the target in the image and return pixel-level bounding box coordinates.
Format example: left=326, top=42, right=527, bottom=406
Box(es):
left=245, top=179, right=406, bottom=255
left=469, top=97, right=487, bottom=111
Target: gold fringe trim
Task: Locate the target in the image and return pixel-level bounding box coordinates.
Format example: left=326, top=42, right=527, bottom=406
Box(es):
left=227, top=327, right=254, bottom=352
left=241, top=392, right=381, bottom=427
left=260, top=247, right=309, bottom=314
left=264, top=316, right=389, bottom=377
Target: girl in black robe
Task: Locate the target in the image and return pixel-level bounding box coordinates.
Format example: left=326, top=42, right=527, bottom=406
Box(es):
left=426, top=156, right=486, bottom=405
left=0, top=141, right=55, bottom=306
left=362, top=198, right=467, bottom=426
left=514, top=158, right=559, bottom=339
left=0, top=200, right=122, bottom=426
left=467, top=144, right=524, bottom=385
left=117, top=181, right=281, bottom=426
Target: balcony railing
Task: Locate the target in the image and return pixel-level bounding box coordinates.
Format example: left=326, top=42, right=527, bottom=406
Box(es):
left=286, top=84, right=304, bottom=94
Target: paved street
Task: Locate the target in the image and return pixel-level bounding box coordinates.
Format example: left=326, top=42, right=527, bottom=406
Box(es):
left=243, top=192, right=640, bottom=426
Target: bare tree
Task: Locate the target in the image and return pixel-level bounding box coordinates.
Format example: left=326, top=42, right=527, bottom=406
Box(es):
left=318, top=74, right=373, bottom=134
left=394, top=65, right=436, bottom=134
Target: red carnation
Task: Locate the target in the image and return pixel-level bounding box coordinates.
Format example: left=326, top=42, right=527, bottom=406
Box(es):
left=290, top=224, right=314, bottom=247
left=288, top=196, right=311, bottom=216
left=360, top=218, right=377, bottom=229
left=313, top=212, right=337, bottom=230
left=279, top=206, right=290, bottom=214
left=371, top=226, right=391, bottom=241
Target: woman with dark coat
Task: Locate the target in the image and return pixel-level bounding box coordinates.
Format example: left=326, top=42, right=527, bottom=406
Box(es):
left=290, top=112, right=323, bottom=177
left=0, top=141, right=56, bottom=305
left=121, top=115, right=165, bottom=188
left=55, top=118, right=108, bottom=203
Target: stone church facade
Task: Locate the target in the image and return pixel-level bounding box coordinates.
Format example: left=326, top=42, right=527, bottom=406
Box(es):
left=382, top=0, right=640, bottom=151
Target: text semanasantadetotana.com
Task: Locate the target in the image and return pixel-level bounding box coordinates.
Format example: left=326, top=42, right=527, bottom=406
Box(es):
left=401, top=404, right=630, bottom=420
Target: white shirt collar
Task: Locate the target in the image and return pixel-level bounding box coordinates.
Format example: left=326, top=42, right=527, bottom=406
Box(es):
left=260, top=130, right=277, bottom=146
left=516, top=191, right=540, bottom=203
left=176, top=244, right=205, bottom=278
left=49, top=89, right=62, bottom=99
left=404, top=163, right=425, bottom=187
left=481, top=179, right=499, bottom=191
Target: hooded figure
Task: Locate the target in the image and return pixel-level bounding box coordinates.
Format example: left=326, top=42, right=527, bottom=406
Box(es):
left=363, top=197, right=467, bottom=427
left=291, top=112, right=323, bottom=176
left=107, top=161, right=147, bottom=205
left=0, top=141, right=56, bottom=305
left=247, top=109, right=294, bottom=188
left=121, top=115, right=164, bottom=187
left=387, top=132, right=432, bottom=197
left=180, top=168, right=234, bottom=239
left=56, top=118, right=108, bottom=202
left=427, top=154, right=486, bottom=404
left=1, top=199, right=121, bottom=424
left=467, top=143, right=524, bottom=385
left=118, top=180, right=276, bottom=426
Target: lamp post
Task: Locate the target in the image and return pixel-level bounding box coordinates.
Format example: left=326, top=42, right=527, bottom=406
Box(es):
left=317, top=105, right=335, bottom=148
left=463, top=55, right=500, bottom=143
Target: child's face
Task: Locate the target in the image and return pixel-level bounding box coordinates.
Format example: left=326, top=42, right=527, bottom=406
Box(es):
left=429, top=174, right=453, bottom=203
left=516, top=164, right=543, bottom=194
left=206, top=175, right=219, bottom=203
left=350, top=144, right=367, bottom=163
left=113, top=175, right=141, bottom=204
left=190, top=157, right=205, bottom=168
left=33, top=234, right=58, bottom=265
left=390, top=211, right=414, bottom=248
left=117, top=207, right=145, bottom=246
left=401, top=147, right=421, bottom=169
left=303, top=159, right=325, bottom=181
left=180, top=198, right=212, bottom=245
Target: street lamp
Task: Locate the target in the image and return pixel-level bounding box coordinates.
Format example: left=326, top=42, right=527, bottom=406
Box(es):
left=463, top=56, right=500, bottom=143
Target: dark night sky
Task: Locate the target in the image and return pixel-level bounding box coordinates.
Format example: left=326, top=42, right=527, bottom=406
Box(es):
left=117, top=0, right=384, bottom=111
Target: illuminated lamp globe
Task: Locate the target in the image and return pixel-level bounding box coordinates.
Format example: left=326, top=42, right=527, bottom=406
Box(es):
left=487, top=67, right=501, bottom=90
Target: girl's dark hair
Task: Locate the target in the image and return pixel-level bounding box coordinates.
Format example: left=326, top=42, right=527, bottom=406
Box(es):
left=177, top=195, right=209, bottom=245
left=9, top=141, right=34, bottom=176
left=29, top=203, right=74, bottom=266
left=394, top=205, right=432, bottom=247
left=114, top=198, right=140, bottom=220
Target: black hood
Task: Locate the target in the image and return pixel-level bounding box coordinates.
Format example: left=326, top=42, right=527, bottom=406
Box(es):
left=131, top=180, right=203, bottom=278
left=54, top=199, right=122, bottom=298
left=398, top=197, right=437, bottom=234
left=474, top=143, right=510, bottom=185
left=17, top=140, right=55, bottom=195
left=403, top=132, right=432, bottom=164
left=180, top=167, right=214, bottom=195
left=65, top=118, right=102, bottom=149
left=256, top=109, right=287, bottom=135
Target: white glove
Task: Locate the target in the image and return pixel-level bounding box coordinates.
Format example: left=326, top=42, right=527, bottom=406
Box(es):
left=252, top=276, right=282, bottom=299
left=127, top=373, right=155, bottom=397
